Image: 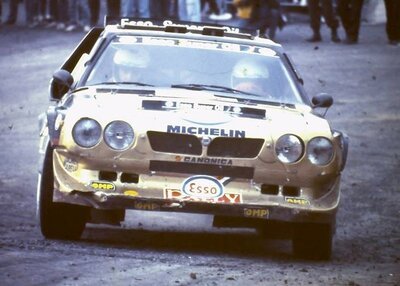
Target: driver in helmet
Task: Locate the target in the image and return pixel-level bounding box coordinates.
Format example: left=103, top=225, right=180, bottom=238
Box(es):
left=112, top=47, right=150, bottom=83
left=231, top=58, right=270, bottom=97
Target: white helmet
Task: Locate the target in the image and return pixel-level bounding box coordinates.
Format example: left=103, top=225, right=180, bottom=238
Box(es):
left=231, top=58, right=270, bottom=95
left=113, top=47, right=150, bottom=82
left=113, top=48, right=150, bottom=68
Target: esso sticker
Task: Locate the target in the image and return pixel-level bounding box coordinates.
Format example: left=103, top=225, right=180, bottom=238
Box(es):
left=182, top=175, right=224, bottom=199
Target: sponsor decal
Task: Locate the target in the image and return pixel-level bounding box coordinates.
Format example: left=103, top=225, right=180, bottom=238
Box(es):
left=244, top=208, right=269, bottom=218
left=182, top=175, right=224, bottom=199
left=285, top=197, right=310, bottom=205
left=134, top=201, right=160, bottom=211
left=164, top=188, right=242, bottom=204
left=124, top=190, right=139, bottom=197
left=167, top=125, right=245, bottom=138
left=90, top=181, right=115, bottom=191
left=182, top=157, right=233, bottom=166
left=63, top=159, right=78, bottom=172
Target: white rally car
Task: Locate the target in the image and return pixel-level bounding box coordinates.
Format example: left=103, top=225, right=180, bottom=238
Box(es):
left=37, top=19, right=348, bottom=259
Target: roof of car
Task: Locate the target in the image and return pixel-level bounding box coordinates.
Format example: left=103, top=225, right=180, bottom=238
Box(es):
left=101, top=18, right=283, bottom=53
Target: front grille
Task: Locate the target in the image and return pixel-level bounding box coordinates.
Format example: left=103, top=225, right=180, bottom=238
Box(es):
left=208, top=137, right=264, bottom=158
left=150, top=160, right=254, bottom=179
left=147, top=131, right=264, bottom=158
left=147, top=131, right=202, bottom=155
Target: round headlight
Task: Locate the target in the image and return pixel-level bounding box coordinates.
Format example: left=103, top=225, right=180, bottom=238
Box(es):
left=275, top=134, right=304, bottom=163
left=104, top=121, right=134, bottom=150
left=72, top=118, right=102, bottom=148
left=307, top=137, right=334, bottom=165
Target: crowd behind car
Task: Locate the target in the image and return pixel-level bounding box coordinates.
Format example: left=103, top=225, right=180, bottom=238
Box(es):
left=0, top=0, right=399, bottom=45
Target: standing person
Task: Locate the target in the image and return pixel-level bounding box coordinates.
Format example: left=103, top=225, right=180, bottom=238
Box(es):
left=337, top=0, right=364, bottom=44
left=383, top=0, right=400, bottom=46
left=121, top=0, right=150, bottom=18
left=306, top=0, right=341, bottom=43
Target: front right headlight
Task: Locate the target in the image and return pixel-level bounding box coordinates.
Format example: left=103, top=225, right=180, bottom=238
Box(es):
left=72, top=118, right=102, bottom=148
left=275, top=134, right=304, bottom=163
left=307, top=137, right=334, bottom=165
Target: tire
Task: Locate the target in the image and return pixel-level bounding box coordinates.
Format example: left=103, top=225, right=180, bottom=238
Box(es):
left=292, top=223, right=333, bottom=260
left=38, top=145, right=89, bottom=240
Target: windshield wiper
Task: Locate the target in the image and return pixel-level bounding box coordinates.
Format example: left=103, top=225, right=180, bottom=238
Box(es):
left=94, top=81, right=154, bottom=87
left=171, top=83, right=259, bottom=96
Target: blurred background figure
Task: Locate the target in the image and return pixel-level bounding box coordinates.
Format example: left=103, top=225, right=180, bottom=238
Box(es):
left=65, top=0, right=91, bottom=32
left=306, top=0, right=341, bottom=42
left=232, top=0, right=256, bottom=30
left=178, top=0, right=201, bottom=22
left=151, top=0, right=174, bottom=20
left=337, top=0, right=364, bottom=44
left=253, top=0, right=283, bottom=41
left=202, top=0, right=231, bottom=21
left=3, top=0, right=19, bottom=25
left=383, top=0, right=400, bottom=46
left=121, top=0, right=150, bottom=18
left=107, top=0, right=121, bottom=18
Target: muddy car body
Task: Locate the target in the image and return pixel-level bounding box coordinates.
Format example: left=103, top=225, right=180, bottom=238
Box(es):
left=37, top=19, right=348, bottom=259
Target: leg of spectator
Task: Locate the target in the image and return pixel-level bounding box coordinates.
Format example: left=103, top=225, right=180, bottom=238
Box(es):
left=107, top=0, right=120, bottom=17
left=137, top=0, right=150, bottom=18
left=306, top=0, right=322, bottom=41
left=88, top=0, right=100, bottom=26
left=320, top=0, right=340, bottom=42
left=121, top=0, right=133, bottom=17
left=6, top=0, right=20, bottom=24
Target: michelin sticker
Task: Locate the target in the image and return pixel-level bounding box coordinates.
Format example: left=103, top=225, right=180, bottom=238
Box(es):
left=182, top=175, right=224, bottom=199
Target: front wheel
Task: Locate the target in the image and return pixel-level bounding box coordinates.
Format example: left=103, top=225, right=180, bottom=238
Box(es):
left=292, top=223, right=333, bottom=260
left=37, top=145, right=89, bottom=240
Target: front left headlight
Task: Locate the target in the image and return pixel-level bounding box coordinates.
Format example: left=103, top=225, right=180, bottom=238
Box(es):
left=275, top=134, right=304, bottom=163
left=307, top=137, right=334, bottom=165
left=104, top=120, right=134, bottom=150
left=72, top=118, right=102, bottom=148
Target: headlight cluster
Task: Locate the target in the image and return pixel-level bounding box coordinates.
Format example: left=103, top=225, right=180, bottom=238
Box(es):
left=72, top=118, right=134, bottom=150
left=275, top=134, right=334, bottom=165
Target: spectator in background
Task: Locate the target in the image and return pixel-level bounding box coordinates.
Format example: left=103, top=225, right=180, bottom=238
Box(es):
left=337, top=0, right=364, bottom=44
left=383, top=0, right=400, bottom=46
left=253, top=0, right=283, bottom=41
left=202, top=0, right=232, bottom=21
left=232, top=0, right=256, bottom=30
left=178, top=0, right=201, bottom=22
left=121, top=0, right=150, bottom=18
left=306, top=0, right=341, bottom=43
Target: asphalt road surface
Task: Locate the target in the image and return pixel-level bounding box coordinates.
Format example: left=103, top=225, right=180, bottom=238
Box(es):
left=0, top=18, right=399, bottom=285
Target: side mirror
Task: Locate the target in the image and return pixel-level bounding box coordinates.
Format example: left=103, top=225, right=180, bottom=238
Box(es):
left=312, top=93, right=333, bottom=108
left=49, top=69, right=74, bottom=100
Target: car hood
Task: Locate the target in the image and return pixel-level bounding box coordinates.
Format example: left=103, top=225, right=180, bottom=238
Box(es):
left=63, top=87, right=330, bottom=139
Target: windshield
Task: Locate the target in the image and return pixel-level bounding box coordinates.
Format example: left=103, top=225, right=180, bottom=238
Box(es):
left=83, top=36, right=304, bottom=105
